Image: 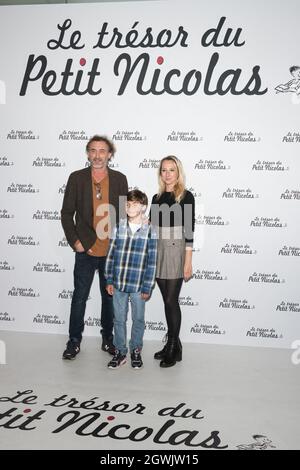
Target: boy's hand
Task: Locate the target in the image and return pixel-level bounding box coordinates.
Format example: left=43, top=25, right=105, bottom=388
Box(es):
left=106, top=285, right=114, bottom=296
left=141, top=293, right=150, bottom=300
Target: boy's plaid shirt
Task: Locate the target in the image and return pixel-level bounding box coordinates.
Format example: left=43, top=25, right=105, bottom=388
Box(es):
left=105, top=219, right=157, bottom=295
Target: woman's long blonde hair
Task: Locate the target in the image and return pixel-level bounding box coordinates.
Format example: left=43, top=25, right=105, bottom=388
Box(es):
left=157, top=156, right=186, bottom=202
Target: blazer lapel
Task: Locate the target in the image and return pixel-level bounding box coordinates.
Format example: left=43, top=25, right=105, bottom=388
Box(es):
left=83, top=166, right=93, bottom=222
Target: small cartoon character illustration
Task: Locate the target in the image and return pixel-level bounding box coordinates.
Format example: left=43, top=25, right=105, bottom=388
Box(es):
left=237, top=435, right=276, bottom=450
left=275, top=66, right=300, bottom=94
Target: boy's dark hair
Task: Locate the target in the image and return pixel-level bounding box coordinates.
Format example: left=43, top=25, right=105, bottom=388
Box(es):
left=289, top=65, right=300, bottom=74
left=86, top=135, right=116, bottom=155
left=127, top=189, right=148, bottom=207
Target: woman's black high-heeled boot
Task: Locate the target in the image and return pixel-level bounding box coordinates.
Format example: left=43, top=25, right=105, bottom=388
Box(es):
left=155, top=336, right=182, bottom=361
left=176, top=338, right=182, bottom=362
left=154, top=343, right=167, bottom=360
left=160, top=337, right=179, bottom=368
left=154, top=333, right=168, bottom=360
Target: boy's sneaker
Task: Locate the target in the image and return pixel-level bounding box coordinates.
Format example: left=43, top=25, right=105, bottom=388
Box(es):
left=107, top=350, right=127, bottom=369
left=131, top=348, right=143, bottom=369
left=62, top=340, right=80, bottom=360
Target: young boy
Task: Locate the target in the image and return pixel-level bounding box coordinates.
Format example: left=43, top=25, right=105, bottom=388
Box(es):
left=105, top=190, right=157, bottom=369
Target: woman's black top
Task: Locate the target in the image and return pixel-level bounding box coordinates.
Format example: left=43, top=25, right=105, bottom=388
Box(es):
left=150, top=190, right=195, bottom=246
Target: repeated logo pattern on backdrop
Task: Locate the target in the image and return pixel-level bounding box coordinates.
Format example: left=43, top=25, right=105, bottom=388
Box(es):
left=0, top=0, right=300, bottom=348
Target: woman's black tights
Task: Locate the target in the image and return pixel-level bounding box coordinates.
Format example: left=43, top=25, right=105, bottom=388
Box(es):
left=156, top=278, right=183, bottom=338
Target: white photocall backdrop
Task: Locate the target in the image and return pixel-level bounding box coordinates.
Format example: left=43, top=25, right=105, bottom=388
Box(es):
left=0, top=0, right=300, bottom=348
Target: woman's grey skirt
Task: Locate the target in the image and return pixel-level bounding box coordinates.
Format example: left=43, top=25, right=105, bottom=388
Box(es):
left=155, top=226, right=186, bottom=279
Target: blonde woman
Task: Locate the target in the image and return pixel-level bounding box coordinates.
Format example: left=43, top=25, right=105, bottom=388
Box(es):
left=150, top=156, right=195, bottom=368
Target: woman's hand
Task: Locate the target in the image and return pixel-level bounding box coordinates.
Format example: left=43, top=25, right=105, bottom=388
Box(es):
left=184, top=248, right=193, bottom=281
left=184, top=262, right=193, bottom=282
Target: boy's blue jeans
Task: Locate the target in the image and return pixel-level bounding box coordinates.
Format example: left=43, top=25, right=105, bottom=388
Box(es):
left=113, top=288, right=145, bottom=355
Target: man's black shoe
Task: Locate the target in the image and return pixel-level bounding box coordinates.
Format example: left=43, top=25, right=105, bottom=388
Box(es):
left=101, top=337, right=115, bottom=355
left=62, top=340, right=80, bottom=360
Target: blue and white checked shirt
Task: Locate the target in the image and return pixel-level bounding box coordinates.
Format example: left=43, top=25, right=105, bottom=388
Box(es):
left=105, top=219, right=157, bottom=295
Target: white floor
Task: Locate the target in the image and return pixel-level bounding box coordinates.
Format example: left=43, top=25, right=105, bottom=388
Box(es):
left=0, top=330, right=299, bottom=450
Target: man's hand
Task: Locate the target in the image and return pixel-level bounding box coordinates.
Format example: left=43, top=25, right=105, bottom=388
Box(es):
left=106, top=285, right=114, bottom=296
left=74, top=240, right=85, bottom=252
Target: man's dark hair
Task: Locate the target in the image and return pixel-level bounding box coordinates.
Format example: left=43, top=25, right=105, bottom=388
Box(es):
left=86, top=135, right=116, bottom=155
left=127, top=189, right=148, bottom=207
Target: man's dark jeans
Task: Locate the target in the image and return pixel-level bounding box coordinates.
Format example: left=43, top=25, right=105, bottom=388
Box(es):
left=69, top=252, right=113, bottom=343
